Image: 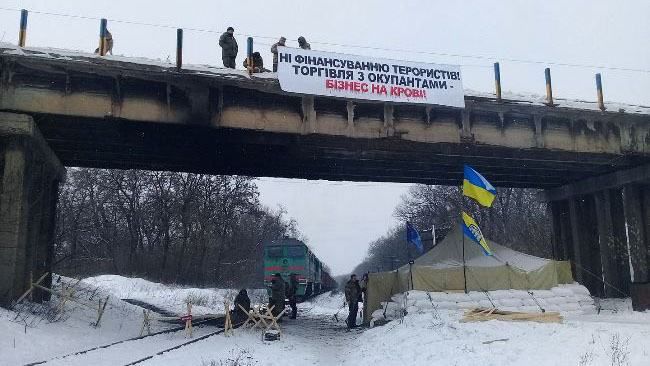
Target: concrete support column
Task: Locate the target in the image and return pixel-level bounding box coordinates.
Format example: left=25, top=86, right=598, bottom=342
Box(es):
left=569, top=195, right=602, bottom=296
left=594, top=190, right=616, bottom=297
left=641, top=185, right=650, bottom=278
left=549, top=200, right=571, bottom=261
left=0, top=141, right=33, bottom=306
left=623, top=184, right=649, bottom=284
left=0, top=113, right=65, bottom=307
left=568, top=197, right=585, bottom=284
left=609, top=188, right=631, bottom=296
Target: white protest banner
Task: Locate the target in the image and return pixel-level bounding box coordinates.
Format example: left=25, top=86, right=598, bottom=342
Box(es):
left=277, top=47, right=464, bottom=108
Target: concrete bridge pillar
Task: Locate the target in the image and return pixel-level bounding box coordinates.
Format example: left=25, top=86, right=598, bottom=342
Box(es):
left=0, top=113, right=65, bottom=308
left=546, top=175, right=650, bottom=300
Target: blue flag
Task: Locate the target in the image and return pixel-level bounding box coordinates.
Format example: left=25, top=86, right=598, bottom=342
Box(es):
left=406, top=222, right=423, bottom=253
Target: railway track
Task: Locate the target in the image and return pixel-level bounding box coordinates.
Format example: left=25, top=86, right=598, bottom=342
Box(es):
left=123, top=327, right=226, bottom=365
left=23, top=317, right=220, bottom=366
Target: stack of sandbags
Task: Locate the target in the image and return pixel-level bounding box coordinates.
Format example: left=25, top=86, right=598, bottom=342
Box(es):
left=370, top=301, right=403, bottom=327
left=370, top=283, right=594, bottom=326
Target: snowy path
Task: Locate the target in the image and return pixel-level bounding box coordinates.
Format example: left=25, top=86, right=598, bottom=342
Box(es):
left=135, top=310, right=361, bottom=366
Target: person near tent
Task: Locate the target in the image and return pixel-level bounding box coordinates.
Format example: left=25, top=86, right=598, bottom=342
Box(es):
left=232, top=289, right=251, bottom=320
left=298, top=36, right=311, bottom=50
left=270, top=36, right=286, bottom=72
left=344, top=274, right=361, bottom=328
left=94, top=29, right=113, bottom=55
left=269, top=273, right=286, bottom=318
left=286, top=273, right=298, bottom=319
left=360, top=273, right=369, bottom=303
left=243, top=52, right=267, bottom=73
left=219, top=26, right=238, bottom=69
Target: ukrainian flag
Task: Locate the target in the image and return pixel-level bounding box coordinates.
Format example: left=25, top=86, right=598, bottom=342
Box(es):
left=463, top=165, right=496, bottom=208
left=462, top=212, right=493, bottom=256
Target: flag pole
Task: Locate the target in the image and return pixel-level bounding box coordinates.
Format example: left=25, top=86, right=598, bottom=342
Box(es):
left=462, top=225, right=468, bottom=293
left=460, top=183, right=468, bottom=294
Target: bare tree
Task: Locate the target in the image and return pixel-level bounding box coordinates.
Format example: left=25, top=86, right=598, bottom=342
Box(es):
left=54, top=168, right=297, bottom=288
left=355, top=185, right=552, bottom=274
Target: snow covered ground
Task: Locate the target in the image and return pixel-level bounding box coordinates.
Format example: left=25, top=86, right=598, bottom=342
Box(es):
left=83, top=275, right=268, bottom=316
left=2, top=275, right=649, bottom=365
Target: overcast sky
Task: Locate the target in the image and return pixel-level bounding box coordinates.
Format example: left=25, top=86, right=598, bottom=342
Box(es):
left=1, top=0, right=648, bottom=275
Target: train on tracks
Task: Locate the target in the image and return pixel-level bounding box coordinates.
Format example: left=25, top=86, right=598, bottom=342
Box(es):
left=263, top=237, right=336, bottom=300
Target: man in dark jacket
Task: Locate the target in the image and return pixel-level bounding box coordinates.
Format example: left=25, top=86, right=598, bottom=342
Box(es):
left=297, top=36, right=311, bottom=50
left=287, top=273, right=299, bottom=319
left=344, top=274, right=361, bottom=328
left=243, top=52, right=267, bottom=73
left=269, top=273, right=286, bottom=318
left=219, top=26, right=238, bottom=68
left=232, top=289, right=251, bottom=320
left=270, top=36, right=286, bottom=72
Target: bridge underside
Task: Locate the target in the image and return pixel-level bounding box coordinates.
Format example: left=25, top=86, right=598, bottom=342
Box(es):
left=33, top=113, right=649, bottom=188
left=2, top=46, right=650, bottom=309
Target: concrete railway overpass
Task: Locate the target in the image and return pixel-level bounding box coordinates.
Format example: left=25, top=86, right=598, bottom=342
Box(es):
left=1, top=44, right=650, bottom=308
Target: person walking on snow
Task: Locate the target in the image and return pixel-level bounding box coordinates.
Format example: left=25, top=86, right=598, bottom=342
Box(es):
left=287, top=273, right=299, bottom=319
left=269, top=273, right=286, bottom=318
left=219, top=26, right=238, bottom=68
left=270, top=36, right=286, bottom=72
left=298, top=36, right=311, bottom=50
left=345, top=274, right=361, bottom=328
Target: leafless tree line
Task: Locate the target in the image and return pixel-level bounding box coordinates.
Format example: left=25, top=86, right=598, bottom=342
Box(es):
left=55, top=168, right=297, bottom=288
left=354, top=185, right=552, bottom=274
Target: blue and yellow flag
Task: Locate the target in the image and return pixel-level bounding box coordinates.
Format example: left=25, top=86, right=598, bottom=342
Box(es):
left=462, top=211, right=493, bottom=256
left=406, top=222, right=424, bottom=253
left=463, top=165, right=496, bottom=208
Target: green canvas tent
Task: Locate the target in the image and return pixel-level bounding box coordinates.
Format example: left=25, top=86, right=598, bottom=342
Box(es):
left=364, top=227, right=573, bottom=322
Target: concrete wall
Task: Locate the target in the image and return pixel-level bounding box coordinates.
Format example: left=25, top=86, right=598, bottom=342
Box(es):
left=0, top=113, right=65, bottom=307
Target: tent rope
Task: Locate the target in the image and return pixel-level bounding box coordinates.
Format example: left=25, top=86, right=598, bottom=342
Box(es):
left=572, top=261, right=629, bottom=298
left=526, top=291, right=546, bottom=312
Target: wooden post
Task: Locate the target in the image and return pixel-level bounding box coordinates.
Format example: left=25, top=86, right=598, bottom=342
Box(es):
left=12, top=272, right=49, bottom=307
left=18, top=9, right=28, bottom=47
left=494, top=62, right=502, bottom=101
left=596, top=73, right=605, bottom=111
left=98, top=18, right=108, bottom=56
left=140, top=309, right=152, bottom=336
left=94, top=296, right=109, bottom=327
left=28, top=272, right=33, bottom=301
left=184, top=302, right=193, bottom=338
left=176, top=28, right=183, bottom=70
left=545, top=68, right=554, bottom=106
left=224, top=299, right=234, bottom=336
left=246, top=36, right=253, bottom=74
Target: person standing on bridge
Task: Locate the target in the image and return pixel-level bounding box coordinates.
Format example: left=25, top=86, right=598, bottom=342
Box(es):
left=243, top=52, right=267, bottom=73
left=270, top=36, right=286, bottom=72
left=94, top=28, right=113, bottom=55
left=287, top=273, right=299, bottom=319
left=219, top=26, right=238, bottom=69
left=345, top=274, right=361, bottom=328
left=298, top=36, right=311, bottom=50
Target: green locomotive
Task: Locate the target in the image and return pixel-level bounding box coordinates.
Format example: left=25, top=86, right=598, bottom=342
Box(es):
left=263, top=238, right=333, bottom=300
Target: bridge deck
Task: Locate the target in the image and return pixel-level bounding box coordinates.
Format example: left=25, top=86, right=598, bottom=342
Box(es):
left=2, top=43, right=650, bottom=187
